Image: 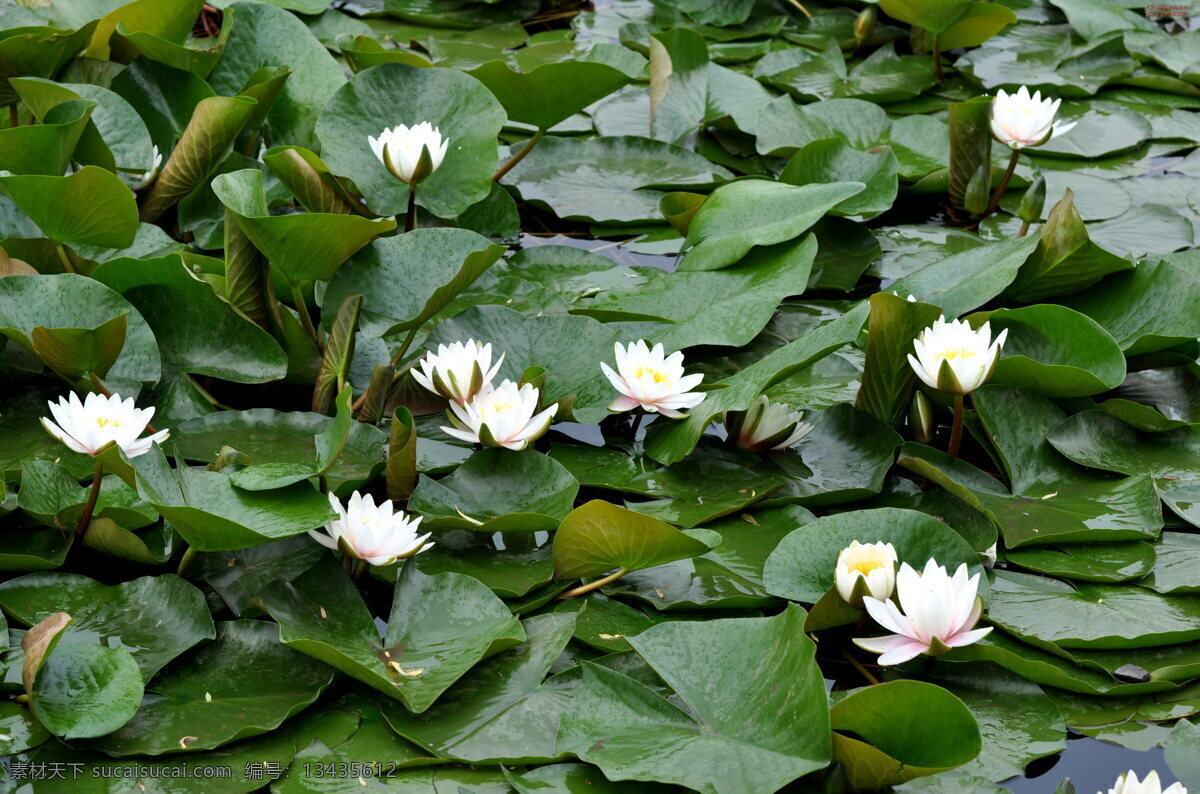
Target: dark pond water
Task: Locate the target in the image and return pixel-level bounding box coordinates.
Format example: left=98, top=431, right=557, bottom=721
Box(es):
left=1004, top=740, right=1176, bottom=793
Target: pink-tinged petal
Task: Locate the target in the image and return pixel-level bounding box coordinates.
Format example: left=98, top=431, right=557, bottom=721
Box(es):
left=441, top=425, right=478, bottom=444
left=600, top=362, right=633, bottom=396
left=307, top=529, right=338, bottom=550
left=651, top=405, right=685, bottom=419
left=854, top=634, right=929, bottom=666
left=609, top=395, right=641, bottom=413
left=862, top=596, right=909, bottom=637
left=944, top=626, right=992, bottom=648
left=654, top=392, right=705, bottom=410
left=499, top=438, right=530, bottom=451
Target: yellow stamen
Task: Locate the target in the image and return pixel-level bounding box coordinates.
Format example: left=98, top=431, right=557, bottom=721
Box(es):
left=935, top=347, right=978, bottom=361
left=634, top=366, right=670, bottom=384
left=96, top=416, right=122, bottom=428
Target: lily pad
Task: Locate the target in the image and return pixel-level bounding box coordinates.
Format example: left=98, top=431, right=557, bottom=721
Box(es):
left=503, top=135, right=731, bottom=225
left=409, top=448, right=579, bottom=532
left=88, top=620, right=336, bottom=756
left=0, top=572, right=214, bottom=679
left=557, top=606, right=831, bottom=794
left=763, top=507, right=983, bottom=603
left=316, top=63, right=507, bottom=218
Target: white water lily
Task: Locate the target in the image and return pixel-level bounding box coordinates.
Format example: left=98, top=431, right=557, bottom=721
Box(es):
left=133, top=145, right=162, bottom=190
left=412, top=339, right=503, bottom=405
left=42, top=391, right=169, bottom=458
left=1103, top=770, right=1187, bottom=794
left=725, top=395, right=813, bottom=452
left=443, top=379, right=557, bottom=451
left=854, top=558, right=992, bottom=665
left=368, top=122, right=449, bottom=184
left=990, top=86, right=1076, bottom=150
left=601, top=340, right=705, bottom=419
left=310, top=491, right=431, bottom=567
left=835, top=540, right=898, bottom=607
left=907, top=316, right=1008, bottom=396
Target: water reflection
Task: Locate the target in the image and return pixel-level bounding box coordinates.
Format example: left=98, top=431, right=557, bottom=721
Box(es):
left=1003, top=739, right=1179, bottom=793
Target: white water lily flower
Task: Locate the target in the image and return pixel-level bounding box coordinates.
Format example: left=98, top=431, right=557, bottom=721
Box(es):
left=368, top=122, right=449, bottom=184
left=990, top=86, right=1076, bottom=150
left=1103, top=770, right=1187, bottom=794
left=854, top=558, right=992, bottom=665
left=601, top=340, right=705, bottom=419
left=835, top=540, right=898, bottom=607
left=133, top=145, right=162, bottom=190
left=412, top=340, right=503, bottom=405
left=726, top=395, right=813, bottom=451
left=310, top=491, right=431, bottom=567
left=442, top=379, right=557, bottom=451
left=42, top=392, right=169, bottom=458
left=908, top=316, right=1008, bottom=396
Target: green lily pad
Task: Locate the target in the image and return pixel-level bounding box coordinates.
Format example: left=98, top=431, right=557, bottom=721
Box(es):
left=557, top=606, right=831, bottom=794
left=1060, top=257, right=1200, bottom=355
left=1047, top=409, right=1200, bottom=528
left=30, top=639, right=144, bottom=740
left=925, top=662, right=1066, bottom=783
left=316, top=63, right=506, bottom=218
left=0, top=273, right=160, bottom=384
left=1003, top=189, right=1134, bottom=302
left=602, top=505, right=811, bottom=610
left=381, top=613, right=577, bottom=763
left=173, top=406, right=386, bottom=487
left=323, top=227, right=505, bottom=339
left=831, top=680, right=981, bottom=790
left=763, top=507, right=983, bottom=603
left=1005, top=542, right=1157, bottom=583
left=1147, top=532, right=1200, bottom=594
left=129, top=443, right=335, bottom=551
left=780, top=139, right=899, bottom=220
left=207, top=1, right=343, bottom=151
left=503, top=135, right=730, bottom=225
left=212, top=169, right=395, bottom=286
left=469, top=46, right=640, bottom=130
left=409, top=448, right=579, bottom=532
left=89, top=620, right=335, bottom=756
left=988, top=569, right=1200, bottom=649
left=552, top=499, right=718, bottom=579
left=971, top=304, right=1127, bottom=397
left=0, top=167, right=138, bottom=248
left=0, top=572, right=214, bottom=679
left=677, top=180, right=863, bottom=272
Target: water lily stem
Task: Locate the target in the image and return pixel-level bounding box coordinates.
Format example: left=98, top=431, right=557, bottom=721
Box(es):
left=74, top=461, right=105, bottom=536
left=352, top=559, right=367, bottom=581
left=1017, top=219, right=1031, bottom=238
left=840, top=649, right=881, bottom=686
left=493, top=128, right=545, bottom=182
left=8, top=105, right=17, bottom=129
left=784, top=0, right=812, bottom=18
left=948, top=394, right=965, bottom=457
left=985, top=149, right=1021, bottom=216
left=405, top=186, right=417, bottom=233
left=350, top=327, right=419, bottom=414
left=557, top=568, right=629, bottom=599
left=176, top=544, right=198, bottom=578
left=630, top=410, right=646, bottom=439
left=291, top=283, right=322, bottom=352
left=932, top=36, right=943, bottom=82
left=54, top=244, right=76, bottom=274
